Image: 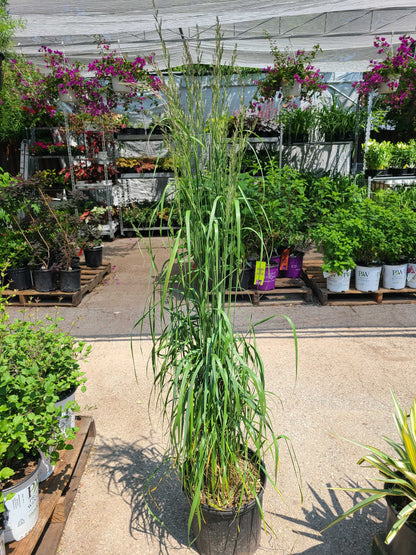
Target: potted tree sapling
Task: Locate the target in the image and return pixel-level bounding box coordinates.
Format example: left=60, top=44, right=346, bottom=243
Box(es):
left=136, top=21, right=299, bottom=555
left=78, top=208, right=104, bottom=267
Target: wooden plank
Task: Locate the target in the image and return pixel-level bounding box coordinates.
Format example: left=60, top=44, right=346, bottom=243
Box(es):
left=6, top=416, right=95, bottom=555
left=1, top=264, right=111, bottom=307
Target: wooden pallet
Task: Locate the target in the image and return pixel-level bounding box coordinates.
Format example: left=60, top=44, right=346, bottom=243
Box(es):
left=2, top=263, right=111, bottom=307
left=6, top=416, right=96, bottom=555
left=303, top=264, right=416, bottom=306
left=227, top=277, right=313, bottom=306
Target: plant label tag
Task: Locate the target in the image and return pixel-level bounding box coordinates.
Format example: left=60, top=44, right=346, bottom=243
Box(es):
left=280, top=249, right=290, bottom=271
left=254, top=261, right=266, bottom=286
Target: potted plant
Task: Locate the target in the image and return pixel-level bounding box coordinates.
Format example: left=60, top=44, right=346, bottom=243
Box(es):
left=78, top=208, right=104, bottom=267
left=312, top=208, right=359, bottom=292
left=278, top=104, right=317, bottom=143
left=351, top=198, right=387, bottom=292
left=373, top=190, right=416, bottom=289
left=363, top=139, right=392, bottom=176
left=136, top=22, right=299, bottom=554
left=322, top=391, right=416, bottom=554
left=0, top=228, right=33, bottom=290
left=317, top=97, right=358, bottom=142
left=254, top=41, right=326, bottom=101
left=0, top=290, right=88, bottom=542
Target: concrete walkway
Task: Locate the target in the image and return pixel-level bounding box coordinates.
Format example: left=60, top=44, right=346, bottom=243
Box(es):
left=7, top=237, right=416, bottom=554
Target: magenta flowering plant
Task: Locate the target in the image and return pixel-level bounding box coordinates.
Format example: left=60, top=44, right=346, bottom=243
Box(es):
left=254, top=43, right=326, bottom=101
left=87, top=40, right=162, bottom=111
left=353, top=35, right=416, bottom=100
left=11, top=41, right=161, bottom=121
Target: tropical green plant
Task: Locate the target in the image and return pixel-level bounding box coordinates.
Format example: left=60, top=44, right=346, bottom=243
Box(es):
left=322, top=391, right=416, bottom=546
left=135, top=21, right=299, bottom=543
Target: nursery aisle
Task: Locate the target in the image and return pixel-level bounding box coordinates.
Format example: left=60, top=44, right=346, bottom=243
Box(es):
left=6, top=238, right=416, bottom=554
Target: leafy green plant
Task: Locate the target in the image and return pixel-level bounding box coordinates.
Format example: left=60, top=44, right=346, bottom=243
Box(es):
left=313, top=208, right=359, bottom=274
left=317, top=97, right=358, bottom=142
left=0, top=290, right=89, bottom=512
left=0, top=228, right=32, bottom=268
left=136, top=20, right=299, bottom=542
left=363, top=139, right=392, bottom=170
left=350, top=198, right=387, bottom=265
left=279, top=105, right=317, bottom=143
left=322, top=391, right=416, bottom=546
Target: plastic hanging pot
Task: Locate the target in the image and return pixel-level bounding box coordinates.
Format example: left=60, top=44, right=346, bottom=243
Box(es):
left=5, top=266, right=32, bottom=290
left=59, top=268, right=81, bottom=292
left=84, top=246, right=103, bottom=268
left=191, top=450, right=266, bottom=555
left=32, top=268, right=57, bottom=292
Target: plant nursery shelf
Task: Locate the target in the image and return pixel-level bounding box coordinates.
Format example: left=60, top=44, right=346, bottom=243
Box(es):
left=6, top=415, right=96, bottom=555
left=2, top=263, right=111, bottom=307
left=303, top=265, right=416, bottom=306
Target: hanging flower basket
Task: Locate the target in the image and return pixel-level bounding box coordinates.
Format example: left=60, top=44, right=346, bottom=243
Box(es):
left=281, top=79, right=302, bottom=98
left=378, top=75, right=400, bottom=94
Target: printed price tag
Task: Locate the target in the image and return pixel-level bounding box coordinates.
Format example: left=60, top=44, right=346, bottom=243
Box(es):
left=279, top=248, right=290, bottom=271
left=254, top=261, right=266, bottom=286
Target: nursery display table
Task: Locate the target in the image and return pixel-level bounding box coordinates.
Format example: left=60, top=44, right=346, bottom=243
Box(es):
left=5, top=416, right=96, bottom=555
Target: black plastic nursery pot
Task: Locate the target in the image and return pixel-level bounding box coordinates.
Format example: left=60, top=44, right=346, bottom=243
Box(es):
left=5, top=266, right=32, bottom=290
left=84, top=246, right=103, bottom=268
left=191, top=459, right=266, bottom=555
left=32, top=268, right=57, bottom=292
left=59, top=268, right=81, bottom=292
left=383, top=495, right=416, bottom=555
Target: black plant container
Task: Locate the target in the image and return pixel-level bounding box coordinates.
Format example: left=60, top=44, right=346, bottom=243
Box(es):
left=59, top=268, right=81, bottom=292
left=84, top=246, right=103, bottom=268
left=32, top=268, right=57, bottom=292
left=191, top=453, right=266, bottom=555
left=5, top=266, right=32, bottom=290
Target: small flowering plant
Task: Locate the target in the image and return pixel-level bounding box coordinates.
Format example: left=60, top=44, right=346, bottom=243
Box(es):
left=354, top=35, right=416, bottom=101
left=254, top=42, right=326, bottom=101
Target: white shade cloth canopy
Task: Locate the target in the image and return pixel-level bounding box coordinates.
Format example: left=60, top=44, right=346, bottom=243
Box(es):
left=6, top=1, right=416, bottom=72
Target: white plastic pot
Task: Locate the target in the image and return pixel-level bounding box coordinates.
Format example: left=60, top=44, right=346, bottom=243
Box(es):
left=355, top=264, right=382, bottom=292
left=55, top=388, right=76, bottom=436
left=2, top=460, right=40, bottom=543
left=281, top=80, right=302, bottom=98
left=324, top=268, right=353, bottom=292
left=407, top=262, right=416, bottom=288
left=382, top=263, right=407, bottom=289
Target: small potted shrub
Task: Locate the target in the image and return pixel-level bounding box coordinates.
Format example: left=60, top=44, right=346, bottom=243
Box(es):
left=0, top=290, right=88, bottom=542
left=363, top=139, right=392, bottom=176
left=313, top=208, right=359, bottom=292
left=0, top=228, right=33, bottom=290
left=79, top=208, right=104, bottom=267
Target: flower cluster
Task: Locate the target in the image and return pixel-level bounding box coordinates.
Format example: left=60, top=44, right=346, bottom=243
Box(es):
left=353, top=35, right=416, bottom=106
left=254, top=43, right=326, bottom=101
left=29, top=141, right=85, bottom=156
left=11, top=40, right=161, bottom=120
